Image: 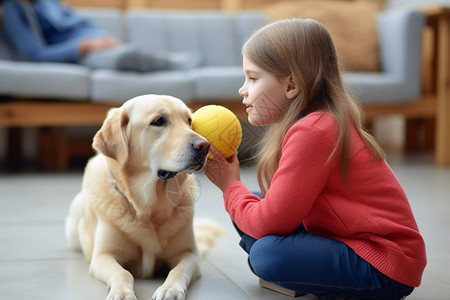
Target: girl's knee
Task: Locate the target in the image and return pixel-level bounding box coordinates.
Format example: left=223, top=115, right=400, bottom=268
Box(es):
left=248, top=235, right=287, bottom=280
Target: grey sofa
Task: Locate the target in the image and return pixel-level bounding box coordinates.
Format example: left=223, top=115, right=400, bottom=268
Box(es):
left=0, top=8, right=424, bottom=105
left=0, top=9, right=266, bottom=103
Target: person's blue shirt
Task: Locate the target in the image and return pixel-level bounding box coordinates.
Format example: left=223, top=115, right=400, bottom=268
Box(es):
left=2, top=0, right=111, bottom=62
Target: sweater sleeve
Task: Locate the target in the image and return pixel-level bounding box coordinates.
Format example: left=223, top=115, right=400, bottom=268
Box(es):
left=224, top=116, right=337, bottom=239
left=2, top=1, right=80, bottom=63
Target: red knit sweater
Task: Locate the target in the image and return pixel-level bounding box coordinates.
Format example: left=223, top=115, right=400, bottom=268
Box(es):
left=224, top=112, right=426, bottom=287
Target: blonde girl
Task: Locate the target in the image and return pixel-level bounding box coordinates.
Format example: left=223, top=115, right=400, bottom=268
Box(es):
left=204, top=18, right=426, bottom=299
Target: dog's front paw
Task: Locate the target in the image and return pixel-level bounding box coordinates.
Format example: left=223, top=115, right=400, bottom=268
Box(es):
left=152, top=284, right=186, bottom=300
left=106, top=287, right=137, bottom=300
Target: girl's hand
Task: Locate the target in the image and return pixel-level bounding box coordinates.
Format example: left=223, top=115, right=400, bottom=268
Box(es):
left=204, top=145, right=241, bottom=192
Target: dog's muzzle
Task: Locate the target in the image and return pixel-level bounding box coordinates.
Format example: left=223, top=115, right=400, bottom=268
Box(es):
left=158, top=138, right=210, bottom=181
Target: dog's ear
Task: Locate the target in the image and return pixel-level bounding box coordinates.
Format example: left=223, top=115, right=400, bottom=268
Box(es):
left=93, top=107, right=130, bottom=166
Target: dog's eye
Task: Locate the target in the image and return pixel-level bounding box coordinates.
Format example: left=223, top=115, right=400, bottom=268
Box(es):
left=188, top=118, right=192, bottom=126
left=150, top=117, right=166, bottom=127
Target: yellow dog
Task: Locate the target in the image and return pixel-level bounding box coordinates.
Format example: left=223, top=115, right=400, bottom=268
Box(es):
left=65, top=94, right=223, bottom=300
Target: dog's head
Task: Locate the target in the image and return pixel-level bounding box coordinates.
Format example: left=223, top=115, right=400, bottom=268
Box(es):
left=93, top=94, right=210, bottom=180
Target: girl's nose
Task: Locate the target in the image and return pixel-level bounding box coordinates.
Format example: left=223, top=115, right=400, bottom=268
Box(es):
left=238, top=85, right=246, bottom=97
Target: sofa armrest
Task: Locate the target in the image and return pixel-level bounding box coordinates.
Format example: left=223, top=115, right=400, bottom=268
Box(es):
left=376, top=9, right=425, bottom=100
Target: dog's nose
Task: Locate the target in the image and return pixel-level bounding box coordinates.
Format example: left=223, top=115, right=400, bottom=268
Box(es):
left=192, top=138, right=210, bottom=155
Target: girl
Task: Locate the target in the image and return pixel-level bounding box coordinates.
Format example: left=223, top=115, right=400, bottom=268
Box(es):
left=204, top=18, right=426, bottom=299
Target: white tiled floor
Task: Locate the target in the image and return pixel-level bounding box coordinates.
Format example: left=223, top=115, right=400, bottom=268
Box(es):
left=0, top=152, right=449, bottom=299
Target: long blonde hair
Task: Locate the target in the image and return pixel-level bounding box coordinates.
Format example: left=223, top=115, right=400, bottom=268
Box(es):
left=243, top=19, right=385, bottom=196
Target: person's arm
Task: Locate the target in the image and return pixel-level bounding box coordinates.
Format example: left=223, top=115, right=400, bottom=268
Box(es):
left=2, top=1, right=80, bottom=62
left=223, top=121, right=336, bottom=239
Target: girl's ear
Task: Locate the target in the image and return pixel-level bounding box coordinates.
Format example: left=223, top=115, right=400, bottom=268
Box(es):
left=285, top=76, right=299, bottom=100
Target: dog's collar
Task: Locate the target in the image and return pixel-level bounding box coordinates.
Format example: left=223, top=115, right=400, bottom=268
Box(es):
left=109, top=171, right=135, bottom=212
left=112, top=177, right=127, bottom=199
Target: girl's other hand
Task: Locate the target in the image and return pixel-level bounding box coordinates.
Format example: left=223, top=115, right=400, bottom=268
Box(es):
left=204, top=145, right=241, bottom=192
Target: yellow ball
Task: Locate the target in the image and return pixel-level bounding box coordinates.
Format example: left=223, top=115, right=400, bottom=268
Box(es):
left=192, top=105, right=242, bottom=159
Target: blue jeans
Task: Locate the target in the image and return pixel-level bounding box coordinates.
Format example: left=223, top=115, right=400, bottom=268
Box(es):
left=234, top=223, right=414, bottom=299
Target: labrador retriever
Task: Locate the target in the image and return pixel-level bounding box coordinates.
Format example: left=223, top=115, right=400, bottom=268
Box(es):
left=65, top=94, right=222, bottom=300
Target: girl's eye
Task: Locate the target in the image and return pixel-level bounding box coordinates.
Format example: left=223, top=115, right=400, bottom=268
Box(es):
left=150, top=117, right=166, bottom=127
left=249, top=77, right=257, bottom=82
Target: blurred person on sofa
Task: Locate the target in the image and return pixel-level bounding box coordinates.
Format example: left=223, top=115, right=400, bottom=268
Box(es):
left=1, top=0, right=199, bottom=71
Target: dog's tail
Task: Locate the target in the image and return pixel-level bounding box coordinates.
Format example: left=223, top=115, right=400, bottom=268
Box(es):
left=193, top=218, right=226, bottom=257
left=65, top=192, right=84, bottom=250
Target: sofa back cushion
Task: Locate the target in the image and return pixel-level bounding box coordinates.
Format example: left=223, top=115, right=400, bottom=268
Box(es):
left=77, top=8, right=124, bottom=40
left=126, top=10, right=266, bottom=67
left=234, top=12, right=268, bottom=53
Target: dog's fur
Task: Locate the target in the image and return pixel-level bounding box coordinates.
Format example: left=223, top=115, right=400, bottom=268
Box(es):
left=65, top=95, right=222, bottom=300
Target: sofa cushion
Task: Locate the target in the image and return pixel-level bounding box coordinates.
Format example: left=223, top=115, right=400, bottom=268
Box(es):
left=234, top=12, right=268, bottom=55
left=125, top=11, right=240, bottom=67
left=90, top=69, right=192, bottom=103
left=76, top=8, right=124, bottom=40
left=264, top=0, right=382, bottom=72
left=195, top=13, right=240, bottom=66
left=0, top=60, right=90, bottom=100
left=188, top=66, right=245, bottom=101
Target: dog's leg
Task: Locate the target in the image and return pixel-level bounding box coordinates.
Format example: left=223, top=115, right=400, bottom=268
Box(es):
left=152, top=251, right=201, bottom=300
left=90, top=253, right=136, bottom=300
left=91, top=256, right=135, bottom=300
left=89, top=220, right=138, bottom=300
